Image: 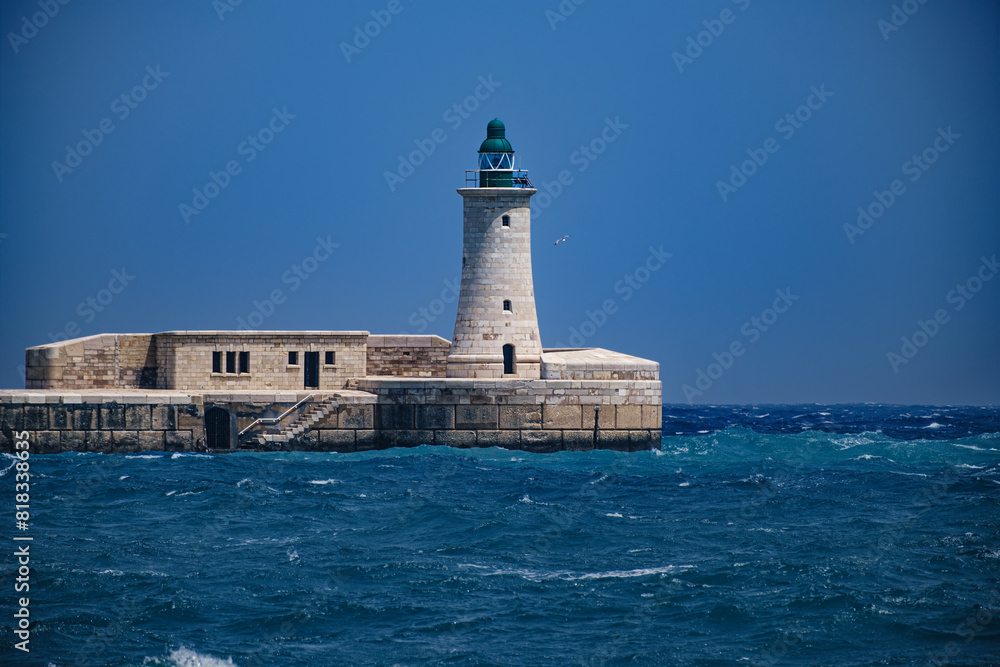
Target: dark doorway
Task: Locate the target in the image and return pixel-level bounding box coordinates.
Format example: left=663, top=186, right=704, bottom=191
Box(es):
left=502, top=344, right=515, bottom=375
left=304, top=351, right=320, bottom=389
left=205, top=407, right=231, bottom=449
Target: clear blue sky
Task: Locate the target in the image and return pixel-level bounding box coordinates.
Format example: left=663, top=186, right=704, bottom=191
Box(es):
left=1, top=0, right=997, bottom=405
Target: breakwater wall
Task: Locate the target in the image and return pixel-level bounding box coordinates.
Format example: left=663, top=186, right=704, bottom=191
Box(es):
left=0, top=380, right=662, bottom=454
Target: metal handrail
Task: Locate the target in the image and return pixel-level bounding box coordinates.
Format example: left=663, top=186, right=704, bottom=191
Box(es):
left=238, top=393, right=314, bottom=436
left=464, top=169, right=533, bottom=188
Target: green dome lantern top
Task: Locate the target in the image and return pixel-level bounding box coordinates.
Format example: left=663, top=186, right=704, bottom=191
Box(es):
left=479, top=119, right=514, bottom=154
left=478, top=119, right=514, bottom=186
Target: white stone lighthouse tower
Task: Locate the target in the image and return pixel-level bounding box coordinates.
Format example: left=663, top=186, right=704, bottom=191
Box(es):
left=446, top=119, right=542, bottom=379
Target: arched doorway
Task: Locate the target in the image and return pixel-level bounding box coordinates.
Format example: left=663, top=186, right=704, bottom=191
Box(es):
left=205, top=407, right=232, bottom=449
left=502, top=344, right=515, bottom=375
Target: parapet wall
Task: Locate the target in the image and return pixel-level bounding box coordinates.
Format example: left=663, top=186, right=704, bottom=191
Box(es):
left=540, top=348, right=659, bottom=381
left=366, top=335, right=450, bottom=377
left=25, top=334, right=157, bottom=390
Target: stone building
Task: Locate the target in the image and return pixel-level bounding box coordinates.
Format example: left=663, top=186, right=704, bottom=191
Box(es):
left=1, top=120, right=662, bottom=454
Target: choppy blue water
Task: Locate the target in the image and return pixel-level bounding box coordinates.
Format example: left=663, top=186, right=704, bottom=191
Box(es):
left=4, top=405, right=1000, bottom=667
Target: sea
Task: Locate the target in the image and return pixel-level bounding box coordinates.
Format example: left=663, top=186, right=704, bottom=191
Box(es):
left=3, top=405, right=999, bottom=667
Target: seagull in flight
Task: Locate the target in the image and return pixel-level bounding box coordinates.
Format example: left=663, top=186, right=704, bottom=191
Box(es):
left=554, top=235, right=570, bottom=245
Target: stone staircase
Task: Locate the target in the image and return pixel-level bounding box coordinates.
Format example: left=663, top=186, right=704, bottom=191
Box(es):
left=257, top=396, right=338, bottom=446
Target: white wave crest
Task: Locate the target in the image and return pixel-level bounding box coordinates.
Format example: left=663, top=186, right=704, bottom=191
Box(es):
left=0, top=455, right=18, bottom=477
left=954, top=443, right=997, bottom=452
left=309, top=479, right=340, bottom=485
left=160, top=647, right=238, bottom=666
left=832, top=435, right=874, bottom=450
left=459, top=563, right=694, bottom=582
left=568, top=566, right=694, bottom=580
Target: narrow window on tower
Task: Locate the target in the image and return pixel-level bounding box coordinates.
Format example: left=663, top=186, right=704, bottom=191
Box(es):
left=238, top=351, right=250, bottom=374
left=325, top=351, right=336, bottom=365
left=503, top=299, right=512, bottom=312
left=288, top=351, right=298, bottom=366
left=226, top=351, right=236, bottom=374
left=212, top=351, right=222, bottom=374
left=502, top=215, right=510, bottom=227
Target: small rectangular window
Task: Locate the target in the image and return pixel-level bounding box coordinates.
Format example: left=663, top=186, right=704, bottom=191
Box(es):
left=226, top=351, right=236, bottom=374
left=212, top=351, right=222, bottom=374
left=502, top=215, right=510, bottom=227
left=238, top=351, right=249, bottom=374
left=325, top=351, right=335, bottom=365
left=288, top=351, right=298, bottom=365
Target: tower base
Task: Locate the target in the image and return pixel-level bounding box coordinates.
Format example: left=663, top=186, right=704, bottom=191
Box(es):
left=446, top=353, right=541, bottom=379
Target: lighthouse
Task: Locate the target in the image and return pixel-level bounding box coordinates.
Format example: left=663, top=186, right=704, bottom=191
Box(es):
left=16, top=116, right=663, bottom=454
left=446, top=119, right=543, bottom=379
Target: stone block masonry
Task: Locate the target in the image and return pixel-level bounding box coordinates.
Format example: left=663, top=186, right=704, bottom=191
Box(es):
left=154, top=332, right=367, bottom=391
left=447, top=188, right=543, bottom=379
left=25, top=334, right=157, bottom=390
left=0, top=378, right=662, bottom=454
left=367, top=335, right=449, bottom=377
left=343, top=375, right=662, bottom=452
left=27, top=332, right=457, bottom=391
left=0, top=391, right=205, bottom=454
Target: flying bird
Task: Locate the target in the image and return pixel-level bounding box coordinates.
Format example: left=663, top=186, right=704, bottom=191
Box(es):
left=554, top=235, right=570, bottom=245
